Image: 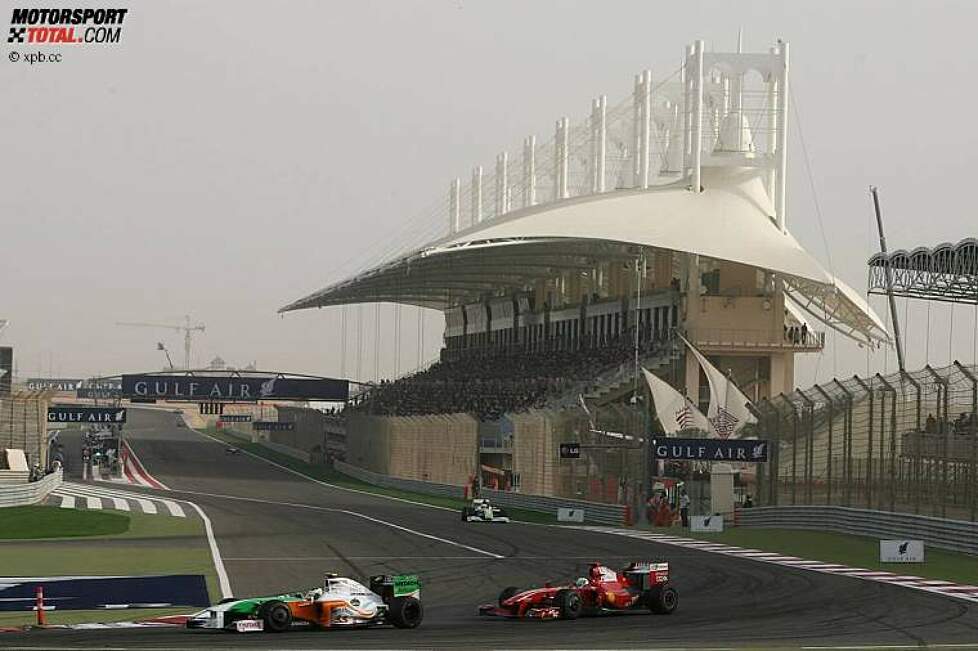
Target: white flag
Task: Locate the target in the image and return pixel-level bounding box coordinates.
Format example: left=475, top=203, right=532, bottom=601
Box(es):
left=642, top=368, right=710, bottom=435
left=681, top=337, right=756, bottom=439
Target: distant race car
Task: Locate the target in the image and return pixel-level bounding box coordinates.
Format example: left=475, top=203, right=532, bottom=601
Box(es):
left=225, top=447, right=241, bottom=455
left=479, top=562, right=677, bottom=620
left=187, top=573, right=423, bottom=633
left=461, top=498, right=510, bottom=523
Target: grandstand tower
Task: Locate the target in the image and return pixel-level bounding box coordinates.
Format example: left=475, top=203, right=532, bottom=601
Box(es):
left=283, top=38, right=888, bottom=407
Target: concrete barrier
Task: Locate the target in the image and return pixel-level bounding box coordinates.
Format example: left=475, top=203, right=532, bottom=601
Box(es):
left=335, top=460, right=464, bottom=499
left=334, top=461, right=628, bottom=525
left=0, top=470, right=63, bottom=508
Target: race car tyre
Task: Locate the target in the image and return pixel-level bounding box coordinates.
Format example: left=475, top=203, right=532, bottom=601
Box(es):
left=648, top=586, right=679, bottom=615
left=498, top=586, right=520, bottom=606
left=259, top=600, right=293, bottom=632
left=555, top=589, right=582, bottom=620
left=461, top=507, right=473, bottom=521
left=495, top=507, right=510, bottom=518
left=388, top=596, right=424, bottom=629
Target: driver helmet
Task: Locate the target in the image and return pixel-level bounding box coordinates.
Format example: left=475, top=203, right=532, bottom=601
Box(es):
left=574, top=577, right=588, bottom=588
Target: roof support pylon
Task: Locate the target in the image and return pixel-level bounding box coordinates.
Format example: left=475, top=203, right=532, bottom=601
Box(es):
left=495, top=152, right=509, bottom=216
left=691, top=40, right=705, bottom=193
left=774, top=40, right=789, bottom=231
left=591, top=95, right=607, bottom=193
left=471, top=166, right=483, bottom=224
left=449, top=178, right=460, bottom=233
left=522, top=135, right=536, bottom=208
left=554, top=117, right=569, bottom=200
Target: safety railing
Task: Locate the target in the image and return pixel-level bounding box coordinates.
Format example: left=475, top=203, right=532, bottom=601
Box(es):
left=738, top=505, right=978, bottom=555
left=0, top=469, right=63, bottom=508
left=334, top=461, right=628, bottom=525
left=334, top=461, right=464, bottom=499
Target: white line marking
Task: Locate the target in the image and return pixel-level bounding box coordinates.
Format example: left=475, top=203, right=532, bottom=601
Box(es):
left=85, top=496, right=101, bottom=509
left=58, top=494, right=75, bottom=509
left=190, top=427, right=457, bottom=513
left=168, top=486, right=503, bottom=559
left=186, top=501, right=232, bottom=599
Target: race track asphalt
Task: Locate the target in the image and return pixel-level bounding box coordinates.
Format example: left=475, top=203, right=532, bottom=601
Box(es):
left=10, top=408, right=978, bottom=649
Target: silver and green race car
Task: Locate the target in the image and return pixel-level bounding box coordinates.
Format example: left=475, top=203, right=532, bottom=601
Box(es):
left=186, top=573, right=423, bottom=632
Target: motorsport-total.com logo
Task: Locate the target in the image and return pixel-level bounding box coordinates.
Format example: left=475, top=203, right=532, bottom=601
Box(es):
left=8, top=7, right=128, bottom=45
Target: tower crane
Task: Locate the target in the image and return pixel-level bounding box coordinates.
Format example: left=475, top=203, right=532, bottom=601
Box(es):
left=116, top=315, right=205, bottom=370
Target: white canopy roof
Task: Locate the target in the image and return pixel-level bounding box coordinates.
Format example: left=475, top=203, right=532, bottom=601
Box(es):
left=282, top=167, right=888, bottom=345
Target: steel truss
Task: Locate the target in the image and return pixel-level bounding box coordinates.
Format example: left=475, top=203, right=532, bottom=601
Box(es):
left=868, top=238, right=978, bottom=305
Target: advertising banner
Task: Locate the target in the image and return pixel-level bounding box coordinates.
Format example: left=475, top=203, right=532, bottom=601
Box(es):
left=652, top=437, right=769, bottom=462
left=0, top=347, right=11, bottom=396
left=219, top=414, right=253, bottom=423
left=77, top=379, right=122, bottom=399
left=690, top=515, right=724, bottom=532
left=27, top=378, right=83, bottom=391
left=121, top=375, right=348, bottom=401
left=47, top=406, right=127, bottom=424
left=0, top=574, right=209, bottom=611
left=253, top=421, right=295, bottom=432
left=558, top=442, right=581, bottom=459
left=557, top=507, right=585, bottom=522
left=880, top=540, right=924, bottom=563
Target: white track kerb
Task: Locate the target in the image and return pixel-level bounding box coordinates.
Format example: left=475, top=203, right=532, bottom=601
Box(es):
left=579, top=526, right=978, bottom=604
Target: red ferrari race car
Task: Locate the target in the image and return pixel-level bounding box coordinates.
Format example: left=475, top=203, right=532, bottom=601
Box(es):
left=479, top=562, right=677, bottom=620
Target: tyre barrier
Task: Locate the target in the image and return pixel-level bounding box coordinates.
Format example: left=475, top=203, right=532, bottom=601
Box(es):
left=738, top=505, right=978, bottom=555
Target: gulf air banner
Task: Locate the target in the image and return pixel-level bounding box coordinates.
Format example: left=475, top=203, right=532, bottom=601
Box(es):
left=652, top=437, right=769, bottom=462
left=121, top=375, right=348, bottom=401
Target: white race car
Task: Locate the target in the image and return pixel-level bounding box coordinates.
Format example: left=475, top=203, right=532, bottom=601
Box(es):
left=461, top=498, right=510, bottom=523
left=186, top=573, right=422, bottom=632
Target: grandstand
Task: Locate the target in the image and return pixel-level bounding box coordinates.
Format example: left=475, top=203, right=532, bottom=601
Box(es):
left=282, top=38, right=889, bottom=502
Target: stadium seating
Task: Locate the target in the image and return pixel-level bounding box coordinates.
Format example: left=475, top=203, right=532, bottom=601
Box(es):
left=355, top=335, right=668, bottom=420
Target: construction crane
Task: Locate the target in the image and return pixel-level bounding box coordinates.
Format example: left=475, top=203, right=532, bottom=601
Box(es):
left=117, top=315, right=205, bottom=370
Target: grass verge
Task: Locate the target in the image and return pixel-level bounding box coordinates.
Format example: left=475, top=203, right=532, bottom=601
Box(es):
left=0, top=508, right=218, bottom=626
left=205, top=426, right=561, bottom=525
left=678, top=526, right=978, bottom=585
left=0, top=506, right=130, bottom=539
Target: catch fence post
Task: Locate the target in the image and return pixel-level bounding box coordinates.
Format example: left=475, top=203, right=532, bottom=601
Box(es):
left=35, top=586, right=45, bottom=626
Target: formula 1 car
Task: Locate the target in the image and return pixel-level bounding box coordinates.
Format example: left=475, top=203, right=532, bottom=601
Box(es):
left=479, top=562, right=677, bottom=620
left=186, top=573, right=423, bottom=632
left=461, top=498, right=510, bottom=523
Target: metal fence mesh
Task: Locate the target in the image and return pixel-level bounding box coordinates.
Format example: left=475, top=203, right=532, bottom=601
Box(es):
left=754, top=363, right=978, bottom=522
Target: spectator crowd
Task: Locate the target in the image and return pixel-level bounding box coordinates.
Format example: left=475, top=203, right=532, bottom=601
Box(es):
left=355, top=335, right=668, bottom=420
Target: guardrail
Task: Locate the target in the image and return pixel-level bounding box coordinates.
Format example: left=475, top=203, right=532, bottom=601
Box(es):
left=480, top=488, right=627, bottom=526
left=334, top=461, right=628, bottom=525
left=258, top=439, right=312, bottom=463
left=0, top=469, right=63, bottom=508
left=738, top=505, right=978, bottom=555
left=334, top=461, right=464, bottom=499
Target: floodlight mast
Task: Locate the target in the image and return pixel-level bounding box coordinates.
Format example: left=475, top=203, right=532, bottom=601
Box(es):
left=870, top=186, right=905, bottom=373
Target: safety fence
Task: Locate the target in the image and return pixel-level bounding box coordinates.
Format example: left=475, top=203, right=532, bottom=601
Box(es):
left=0, top=469, right=63, bottom=508
left=752, top=362, right=978, bottom=523
left=334, top=461, right=628, bottom=525
left=739, top=505, right=978, bottom=555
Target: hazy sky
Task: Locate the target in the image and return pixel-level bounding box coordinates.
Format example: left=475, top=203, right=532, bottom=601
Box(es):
left=3, top=0, right=977, bottom=386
